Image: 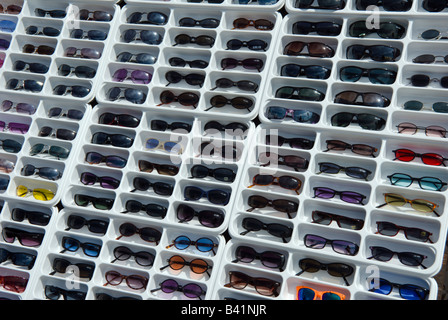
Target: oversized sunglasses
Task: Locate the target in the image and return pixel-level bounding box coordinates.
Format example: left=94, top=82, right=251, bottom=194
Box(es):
left=66, top=215, right=108, bottom=234
left=80, top=172, right=120, bottom=190
left=122, top=29, right=163, bottom=45
left=176, top=204, right=224, bottom=228
left=138, top=160, right=179, bottom=176
left=0, top=275, right=28, bottom=293
left=50, top=258, right=94, bottom=280
left=2, top=227, right=44, bottom=247
left=30, top=144, right=70, bottom=159
left=1, top=100, right=36, bottom=115
left=107, top=87, right=146, bottom=104
left=190, top=165, right=236, bottom=182
left=91, top=132, right=134, bottom=148
left=11, top=208, right=51, bottom=226
left=16, top=185, right=55, bottom=201
left=339, top=66, right=397, bottom=84
left=0, top=248, right=36, bottom=269
left=98, top=112, right=140, bottom=128
left=60, top=237, right=101, bottom=257
left=130, top=177, right=173, bottom=196
left=21, top=164, right=62, bottom=181
left=79, top=9, right=113, bottom=21
left=44, top=285, right=86, bottom=300
left=116, top=222, right=162, bottom=244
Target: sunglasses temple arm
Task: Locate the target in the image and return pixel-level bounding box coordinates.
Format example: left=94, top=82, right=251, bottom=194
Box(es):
left=343, top=276, right=350, bottom=286
left=166, top=243, right=175, bottom=249
left=240, top=230, right=251, bottom=236
left=376, top=202, right=388, bottom=209
left=433, top=209, right=441, bottom=217
left=295, top=270, right=305, bottom=276
left=204, top=106, right=215, bottom=112
left=160, top=264, right=170, bottom=271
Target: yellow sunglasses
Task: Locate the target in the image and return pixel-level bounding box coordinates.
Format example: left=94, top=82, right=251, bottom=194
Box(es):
left=16, top=185, right=55, bottom=201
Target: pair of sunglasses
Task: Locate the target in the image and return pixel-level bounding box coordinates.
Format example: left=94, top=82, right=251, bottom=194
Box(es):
left=65, top=47, right=101, bottom=59
left=314, top=187, right=366, bottom=204
left=58, top=64, right=96, bottom=78
left=232, top=245, right=285, bottom=271
left=138, top=160, right=179, bottom=176
left=296, top=286, right=345, bottom=300
left=104, top=271, right=148, bottom=290
left=369, top=278, right=429, bottom=300
left=368, top=246, right=427, bottom=268
left=403, top=100, right=448, bottom=113
left=151, top=279, right=206, bottom=299
left=297, top=258, right=353, bottom=286
left=11, top=208, right=51, bottom=226
left=91, top=132, right=134, bottom=148
left=1, top=100, right=36, bottom=115
left=165, top=71, right=204, bottom=87
left=0, top=121, right=29, bottom=134
left=151, top=119, right=191, bottom=133
left=292, top=21, right=342, bottom=36
left=281, top=63, right=331, bottom=79
left=166, top=235, right=217, bottom=255
left=331, top=112, right=386, bottom=130
left=0, top=248, right=36, bottom=270
left=173, top=34, right=214, bottom=47
left=304, top=234, right=359, bottom=256
left=53, top=85, right=90, bottom=98
left=122, top=199, right=167, bottom=218
left=127, top=11, right=167, bottom=25
left=388, top=173, right=446, bottom=191
left=106, top=87, right=146, bottom=104
left=190, top=165, right=236, bottom=182
left=169, top=57, right=208, bottom=69
left=113, top=69, right=152, bottom=84
left=85, top=152, right=127, bottom=168
left=13, top=60, right=49, bottom=74
left=334, top=91, right=390, bottom=107
left=111, top=246, right=155, bottom=267
left=184, top=186, right=230, bottom=205
left=0, top=275, right=28, bottom=293
left=60, top=237, right=100, bottom=257
left=205, top=95, right=253, bottom=112
left=324, top=139, right=378, bottom=157
left=221, top=58, right=264, bottom=72
left=70, top=29, right=107, bottom=41
left=226, top=39, right=267, bottom=51
left=225, top=271, right=280, bottom=297
left=275, top=87, right=325, bottom=102
left=16, top=185, right=55, bottom=201
left=408, top=74, right=448, bottom=88
left=179, top=17, right=219, bottom=28
left=117, top=52, right=157, bottom=65
left=266, top=135, right=314, bottom=150
left=146, top=138, right=183, bottom=154
left=2, top=227, right=44, bottom=247
left=50, top=257, right=94, bottom=280
left=38, top=126, right=77, bottom=140
left=176, top=204, right=224, bottom=228
left=122, top=29, right=163, bottom=45
left=258, top=152, right=309, bottom=171
left=204, top=121, right=248, bottom=136
left=30, top=144, right=70, bottom=159
left=80, top=172, right=120, bottom=190
left=376, top=193, right=440, bottom=216
left=232, top=18, right=274, bottom=30
left=393, top=148, right=447, bottom=167
left=317, top=162, right=372, bottom=180
left=131, top=177, right=173, bottom=196
left=347, top=44, right=401, bottom=62
left=23, top=44, right=54, bottom=55
left=247, top=195, right=299, bottom=219
left=157, top=90, right=199, bottom=107
left=312, top=210, right=365, bottom=230
left=340, top=66, right=397, bottom=84
left=356, top=0, right=412, bottom=10
left=99, top=112, right=140, bottom=128
left=283, top=41, right=335, bottom=58
left=116, top=222, right=161, bottom=244
left=44, top=285, right=85, bottom=301
left=6, top=79, right=43, bottom=92
left=397, top=122, right=446, bottom=138
left=160, top=255, right=212, bottom=277
left=349, top=21, right=405, bottom=39
left=21, top=164, right=62, bottom=181
left=65, top=214, right=108, bottom=235
left=376, top=221, right=433, bottom=243
left=423, top=0, right=448, bottom=11
left=248, top=174, right=302, bottom=194
left=74, top=194, right=114, bottom=210
left=240, top=217, right=292, bottom=243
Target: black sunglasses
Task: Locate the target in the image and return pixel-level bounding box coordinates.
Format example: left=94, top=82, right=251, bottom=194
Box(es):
left=121, top=199, right=168, bottom=218
left=240, top=217, right=293, bottom=243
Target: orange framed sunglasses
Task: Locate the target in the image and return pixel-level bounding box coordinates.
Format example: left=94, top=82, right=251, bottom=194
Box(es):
left=296, top=286, right=346, bottom=300
left=376, top=193, right=440, bottom=217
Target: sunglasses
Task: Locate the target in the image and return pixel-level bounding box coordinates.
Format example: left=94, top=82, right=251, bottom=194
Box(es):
left=23, top=44, right=55, bottom=55
left=376, top=193, right=440, bottom=216
left=393, top=148, right=447, bottom=167
left=139, top=160, right=179, bottom=176
left=80, top=172, right=120, bottom=190
left=169, top=57, right=209, bottom=69
left=30, top=144, right=70, bottom=159
left=130, top=177, right=173, bottom=196
left=388, top=173, right=446, bottom=191
left=423, top=0, right=448, bottom=11
left=179, top=17, right=220, bottom=28
left=296, top=286, right=345, bottom=300
left=0, top=275, right=28, bottom=293
left=74, top=194, right=114, bottom=210
left=26, top=25, right=60, bottom=36
left=331, top=112, right=386, bottom=131
left=0, top=4, right=21, bottom=14
left=85, top=152, right=127, bottom=168
left=248, top=174, right=302, bottom=194
left=347, top=44, right=401, bottom=62
left=122, top=199, right=167, bottom=218
left=368, top=246, right=427, bottom=268
left=99, top=112, right=140, bottom=128
left=281, top=63, right=331, bottom=79
left=38, top=126, right=77, bottom=140
left=247, top=195, right=299, bottom=219
left=204, top=121, right=248, bottom=137
left=35, top=8, right=66, bottom=18
left=184, top=186, right=230, bottom=205
left=258, top=152, right=309, bottom=171
left=325, top=139, right=378, bottom=157
left=79, top=9, right=112, bottom=21
left=312, top=210, right=365, bottom=230
left=58, top=64, right=96, bottom=79
left=107, top=87, right=146, bottom=104
left=297, top=258, right=354, bottom=286
left=11, top=208, right=51, bottom=226
left=0, top=177, right=8, bottom=191
left=317, top=162, right=372, bottom=180
left=104, top=271, right=148, bottom=290
left=419, top=29, right=448, bottom=40
left=127, top=11, right=167, bottom=25
left=0, top=121, right=29, bottom=134
left=408, top=74, right=448, bottom=88
left=356, top=0, right=412, bottom=10
left=165, top=71, right=205, bottom=87
left=60, top=236, right=101, bottom=258
left=0, top=139, right=22, bottom=153
left=225, top=271, right=280, bottom=297
left=0, top=20, right=15, bottom=32
left=226, top=39, right=268, bottom=51
left=53, top=85, right=91, bottom=98
left=113, top=69, right=152, bottom=85
left=151, top=119, right=191, bottom=133
left=304, top=234, right=359, bottom=256
left=266, top=135, right=314, bottom=150
left=376, top=221, right=433, bottom=243
left=233, top=246, right=286, bottom=271
left=1, top=100, right=36, bottom=115
left=66, top=47, right=101, bottom=59
left=6, top=79, right=43, bottom=93
left=173, top=34, right=215, bottom=47
left=111, top=246, right=155, bottom=267
left=0, top=248, right=36, bottom=270
left=161, top=255, right=212, bottom=276
left=221, top=58, right=264, bottom=72
left=275, top=87, right=325, bottom=102
left=232, top=18, right=274, bottom=30
left=413, top=54, right=448, bottom=64
left=241, top=217, right=293, bottom=243
left=403, top=100, right=448, bottom=113
left=284, top=41, right=335, bottom=58
left=44, top=285, right=86, bottom=301
left=266, top=106, right=321, bottom=123
left=211, top=78, right=259, bottom=92
left=116, top=223, right=161, bottom=245
left=157, top=90, right=199, bottom=107
left=349, top=21, right=405, bottom=39
left=91, top=132, right=134, bottom=148
left=206, top=95, right=253, bottom=112
left=65, top=214, right=108, bottom=235
left=13, top=60, right=49, bottom=74
left=340, top=66, right=397, bottom=84
left=70, top=29, right=107, bottom=41
left=199, top=142, right=242, bottom=160
left=151, top=279, right=206, bottom=299
left=334, top=91, right=390, bottom=107
left=166, top=235, right=217, bottom=255
left=21, top=164, right=62, bottom=181
left=369, top=278, right=429, bottom=300
left=145, top=138, right=183, bottom=154
left=190, top=165, right=236, bottom=182
left=117, top=52, right=157, bottom=65
left=94, top=293, right=140, bottom=300
left=397, top=122, right=446, bottom=138
left=177, top=204, right=224, bottom=228
left=50, top=258, right=94, bottom=280
left=2, top=227, right=44, bottom=247
left=123, top=29, right=163, bottom=45
left=314, top=187, right=366, bottom=205
left=16, top=185, right=55, bottom=201
left=292, top=21, right=342, bottom=35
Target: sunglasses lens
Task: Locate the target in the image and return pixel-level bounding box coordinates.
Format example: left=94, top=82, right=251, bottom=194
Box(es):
left=393, top=149, right=414, bottom=162
left=196, top=237, right=215, bottom=252
left=423, top=0, right=447, bottom=11
left=385, top=193, right=406, bottom=206
left=298, top=287, right=315, bottom=300
left=389, top=173, right=412, bottom=187
left=400, top=285, right=429, bottom=300
left=420, top=177, right=444, bottom=191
